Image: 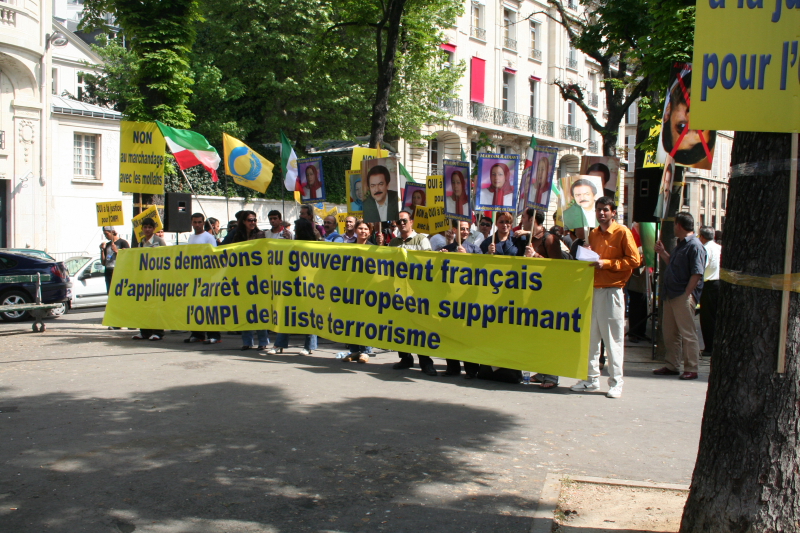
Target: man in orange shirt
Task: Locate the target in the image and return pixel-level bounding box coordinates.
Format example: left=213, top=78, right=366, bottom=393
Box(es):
left=571, top=197, right=640, bottom=398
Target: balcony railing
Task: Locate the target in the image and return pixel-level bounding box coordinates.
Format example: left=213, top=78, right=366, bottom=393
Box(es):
left=566, top=56, right=578, bottom=69
left=589, top=93, right=599, bottom=108
left=529, top=48, right=542, bottom=60
left=470, top=26, right=486, bottom=40
left=561, top=125, right=582, bottom=142
left=588, top=140, right=599, bottom=153
left=503, top=37, right=517, bottom=50
left=468, top=102, right=555, bottom=136
left=0, top=5, right=16, bottom=25
left=439, top=98, right=463, bottom=117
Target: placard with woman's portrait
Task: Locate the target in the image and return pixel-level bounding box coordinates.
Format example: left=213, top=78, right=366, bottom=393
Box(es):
left=474, top=154, right=520, bottom=211
left=297, top=157, right=325, bottom=202
left=442, top=160, right=471, bottom=221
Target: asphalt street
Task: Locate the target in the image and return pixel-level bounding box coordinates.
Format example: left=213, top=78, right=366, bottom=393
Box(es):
left=0, top=308, right=709, bottom=533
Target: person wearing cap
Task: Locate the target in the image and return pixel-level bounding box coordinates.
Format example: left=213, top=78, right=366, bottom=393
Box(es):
left=132, top=218, right=166, bottom=341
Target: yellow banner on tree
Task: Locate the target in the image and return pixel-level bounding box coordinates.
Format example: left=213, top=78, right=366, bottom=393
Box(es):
left=96, top=201, right=124, bottom=227
left=102, top=240, right=594, bottom=379
left=119, top=121, right=166, bottom=194
left=692, top=0, right=800, bottom=132
left=131, top=205, right=164, bottom=243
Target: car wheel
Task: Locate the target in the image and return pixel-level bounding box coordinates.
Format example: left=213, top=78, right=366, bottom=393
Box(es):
left=48, top=302, right=68, bottom=318
left=0, top=290, right=32, bottom=322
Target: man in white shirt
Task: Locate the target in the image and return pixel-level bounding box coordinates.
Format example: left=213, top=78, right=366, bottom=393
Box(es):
left=266, top=210, right=293, bottom=239
left=188, top=213, right=217, bottom=246
left=698, top=225, right=721, bottom=357
left=186, top=213, right=220, bottom=344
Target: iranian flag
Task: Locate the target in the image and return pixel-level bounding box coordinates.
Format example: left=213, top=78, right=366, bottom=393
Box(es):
left=523, top=135, right=537, bottom=170
left=156, top=121, right=221, bottom=182
left=280, top=130, right=301, bottom=195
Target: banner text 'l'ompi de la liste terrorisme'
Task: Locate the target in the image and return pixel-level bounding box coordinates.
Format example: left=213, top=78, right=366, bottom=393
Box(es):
left=103, top=240, right=595, bottom=379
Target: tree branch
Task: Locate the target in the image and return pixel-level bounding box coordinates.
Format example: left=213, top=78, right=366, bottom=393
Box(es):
left=554, top=79, right=604, bottom=133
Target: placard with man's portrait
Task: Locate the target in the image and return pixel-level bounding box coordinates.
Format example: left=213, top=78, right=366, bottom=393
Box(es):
left=579, top=155, right=619, bottom=199
left=360, top=157, right=400, bottom=223
left=559, top=175, right=604, bottom=230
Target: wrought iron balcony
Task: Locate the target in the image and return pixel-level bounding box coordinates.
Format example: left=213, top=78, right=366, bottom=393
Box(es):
left=531, top=117, right=555, bottom=137
left=529, top=48, right=542, bottom=60
left=588, top=140, right=599, bottom=153
left=589, top=93, right=599, bottom=108
left=439, top=98, right=463, bottom=117
left=566, top=56, right=578, bottom=69
left=470, top=26, right=486, bottom=40
left=561, top=125, right=582, bottom=142
left=503, top=37, right=517, bottom=51
left=468, top=102, right=554, bottom=136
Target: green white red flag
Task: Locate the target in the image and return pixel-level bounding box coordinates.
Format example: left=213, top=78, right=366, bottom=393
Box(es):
left=156, top=121, right=221, bottom=182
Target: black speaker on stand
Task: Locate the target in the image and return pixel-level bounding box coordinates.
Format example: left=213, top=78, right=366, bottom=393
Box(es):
left=163, top=193, right=192, bottom=233
left=632, top=167, right=663, bottom=223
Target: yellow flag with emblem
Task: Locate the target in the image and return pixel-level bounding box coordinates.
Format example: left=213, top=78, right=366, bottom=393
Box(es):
left=223, top=133, right=274, bottom=193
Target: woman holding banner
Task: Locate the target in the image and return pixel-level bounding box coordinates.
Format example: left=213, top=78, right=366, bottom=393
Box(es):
left=233, top=211, right=270, bottom=351
left=337, top=220, right=376, bottom=363
left=264, top=218, right=320, bottom=356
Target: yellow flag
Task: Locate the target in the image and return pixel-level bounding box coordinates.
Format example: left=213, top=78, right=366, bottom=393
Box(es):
left=223, top=133, right=274, bottom=193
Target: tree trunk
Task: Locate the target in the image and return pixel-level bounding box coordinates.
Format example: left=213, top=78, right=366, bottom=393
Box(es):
left=680, top=132, right=800, bottom=532
left=368, top=0, right=406, bottom=149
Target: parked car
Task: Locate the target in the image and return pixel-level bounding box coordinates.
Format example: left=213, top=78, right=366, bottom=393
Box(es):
left=0, top=251, right=71, bottom=321
left=65, top=256, right=108, bottom=309
left=0, top=248, right=56, bottom=261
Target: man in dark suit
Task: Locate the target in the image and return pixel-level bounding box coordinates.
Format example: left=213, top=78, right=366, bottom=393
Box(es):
left=361, top=165, right=399, bottom=223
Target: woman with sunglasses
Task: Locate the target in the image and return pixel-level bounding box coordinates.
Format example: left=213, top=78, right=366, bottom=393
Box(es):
left=232, top=211, right=270, bottom=351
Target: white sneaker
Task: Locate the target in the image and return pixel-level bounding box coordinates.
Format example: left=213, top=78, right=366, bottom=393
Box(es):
left=570, top=379, right=600, bottom=392
left=606, top=385, right=623, bottom=398
left=265, top=348, right=277, bottom=355
left=299, top=349, right=310, bottom=356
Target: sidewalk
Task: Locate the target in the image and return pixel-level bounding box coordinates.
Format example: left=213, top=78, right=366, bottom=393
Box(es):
left=0, top=309, right=708, bottom=533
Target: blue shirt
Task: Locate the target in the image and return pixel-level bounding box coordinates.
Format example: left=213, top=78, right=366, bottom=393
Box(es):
left=480, top=237, right=518, bottom=256
left=663, top=234, right=707, bottom=301
left=324, top=231, right=344, bottom=243
left=442, top=241, right=483, bottom=254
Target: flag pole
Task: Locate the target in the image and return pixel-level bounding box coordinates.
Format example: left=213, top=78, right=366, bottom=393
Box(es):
left=224, top=172, right=230, bottom=222
left=178, top=167, right=208, bottom=220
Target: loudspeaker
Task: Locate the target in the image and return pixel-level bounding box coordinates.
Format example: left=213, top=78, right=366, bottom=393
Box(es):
left=164, top=193, right=192, bottom=233
left=632, top=167, right=663, bottom=223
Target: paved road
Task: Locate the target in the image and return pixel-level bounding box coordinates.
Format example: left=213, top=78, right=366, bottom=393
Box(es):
left=0, top=308, right=709, bottom=533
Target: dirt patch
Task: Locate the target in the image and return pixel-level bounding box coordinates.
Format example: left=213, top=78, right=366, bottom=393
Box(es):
left=555, top=480, right=688, bottom=532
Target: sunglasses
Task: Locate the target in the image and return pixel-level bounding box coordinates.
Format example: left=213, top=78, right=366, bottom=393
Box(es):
left=246, top=218, right=257, bottom=222
left=479, top=222, right=491, bottom=227
left=397, top=219, right=410, bottom=224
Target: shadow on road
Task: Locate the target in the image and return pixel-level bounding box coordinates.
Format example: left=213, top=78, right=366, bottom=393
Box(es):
left=0, top=381, right=537, bottom=532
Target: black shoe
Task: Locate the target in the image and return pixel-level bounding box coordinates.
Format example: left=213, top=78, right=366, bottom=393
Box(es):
left=442, top=370, right=461, bottom=376
left=464, top=372, right=477, bottom=379
left=393, top=359, right=413, bottom=370
left=421, top=364, right=438, bottom=376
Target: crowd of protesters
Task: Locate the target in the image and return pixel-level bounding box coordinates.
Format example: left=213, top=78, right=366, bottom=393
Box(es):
left=113, top=199, right=720, bottom=399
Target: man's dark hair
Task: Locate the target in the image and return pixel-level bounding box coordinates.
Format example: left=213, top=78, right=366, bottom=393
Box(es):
left=191, top=212, right=205, bottom=221
left=268, top=210, right=282, bottom=219
left=675, top=211, right=694, bottom=232
left=571, top=178, right=598, bottom=196
left=533, top=209, right=545, bottom=226
left=699, top=225, right=715, bottom=240
left=300, top=204, right=313, bottom=217
left=524, top=207, right=535, bottom=218
left=227, top=219, right=238, bottom=228
left=367, top=165, right=391, bottom=185
left=595, top=196, right=617, bottom=211
left=234, top=210, right=245, bottom=220
left=715, top=230, right=723, bottom=243
left=208, top=217, right=218, bottom=226
left=586, top=163, right=611, bottom=185
left=479, top=215, right=492, bottom=224
left=398, top=207, right=414, bottom=219
left=141, top=217, right=156, bottom=227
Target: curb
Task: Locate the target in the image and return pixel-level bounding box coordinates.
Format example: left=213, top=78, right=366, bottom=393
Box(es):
left=530, top=474, right=690, bottom=533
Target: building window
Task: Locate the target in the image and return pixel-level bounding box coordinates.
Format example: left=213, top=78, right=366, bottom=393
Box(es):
left=74, top=133, right=98, bottom=179
left=503, top=9, right=516, bottom=49
left=77, top=73, right=87, bottom=100
left=701, top=184, right=707, bottom=208
left=529, top=79, right=538, bottom=118
left=471, top=3, right=485, bottom=39
left=443, top=50, right=454, bottom=69
left=711, top=214, right=717, bottom=229
left=712, top=187, right=717, bottom=209
left=52, top=67, right=58, bottom=95
left=700, top=214, right=706, bottom=226
left=721, top=188, right=727, bottom=211
left=503, top=72, right=514, bottom=112
left=567, top=101, right=576, bottom=126
left=428, top=138, right=439, bottom=175
left=683, top=183, right=691, bottom=206
left=529, top=22, right=540, bottom=57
